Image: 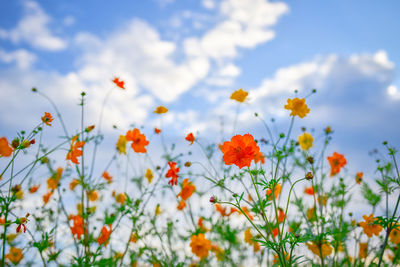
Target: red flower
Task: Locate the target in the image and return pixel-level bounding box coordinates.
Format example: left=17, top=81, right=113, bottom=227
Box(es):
left=69, top=214, right=85, bottom=240
left=112, top=77, right=125, bottom=89
left=102, top=171, right=113, bottom=183
left=221, top=134, right=260, bottom=169
left=304, top=186, right=314, bottom=195
left=185, top=133, right=195, bottom=145
left=254, top=151, right=265, bottom=164
left=154, top=128, right=161, bottom=134
left=97, top=224, right=112, bottom=247
left=327, top=152, right=347, bottom=176
left=125, top=128, right=149, bottom=153
left=166, top=161, right=179, bottom=186
left=16, top=214, right=29, bottom=233
left=66, top=135, right=85, bottom=164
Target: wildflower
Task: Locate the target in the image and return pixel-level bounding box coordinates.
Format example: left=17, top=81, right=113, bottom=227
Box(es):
left=125, top=128, right=149, bottom=153
left=190, top=233, right=211, bottom=259
left=0, top=137, right=13, bottom=157
left=85, top=125, right=95, bottom=133
left=244, top=228, right=253, bottom=245
left=266, top=183, right=282, bottom=200
left=16, top=214, right=29, bottom=233
left=356, top=172, right=363, bottom=184
left=209, top=196, right=216, bottom=203
left=29, top=185, right=40, bottom=193
left=230, top=89, right=248, bottom=103
left=165, top=161, right=180, bottom=186
left=66, top=135, right=85, bottom=164
left=102, top=171, right=113, bottom=183
left=69, top=214, right=85, bottom=240
left=305, top=172, right=314, bottom=180
left=304, top=186, right=314, bottom=195
left=272, top=228, right=279, bottom=238
left=154, top=128, right=161, bottom=134
left=198, top=217, right=209, bottom=232
left=177, top=178, right=195, bottom=200
left=155, top=204, right=162, bottom=216
left=278, top=208, right=285, bottom=223
left=389, top=224, right=400, bottom=244
left=298, top=132, right=314, bottom=150
left=177, top=200, right=186, bottom=210
left=5, top=247, right=23, bottom=264
left=41, top=112, right=53, bottom=126
left=327, top=152, right=347, bottom=176
left=307, top=206, right=316, bottom=221
left=43, top=191, right=53, bottom=205
left=21, top=138, right=35, bottom=149
left=88, top=190, right=99, bottom=201
left=15, top=190, right=24, bottom=200
left=254, top=151, right=266, bottom=164
left=211, top=244, right=224, bottom=261
left=359, top=242, right=368, bottom=259
left=359, top=214, right=383, bottom=237
left=215, top=204, right=236, bottom=217
left=253, top=242, right=260, bottom=252
left=185, top=133, right=195, bottom=145
left=130, top=233, right=139, bottom=243
left=241, top=206, right=254, bottom=221
left=221, top=134, right=260, bottom=169
left=97, top=225, right=112, bottom=247
left=115, top=193, right=127, bottom=205
left=70, top=179, right=80, bottom=190
left=154, top=106, right=168, bottom=114
left=113, top=77, right=125, bottom=89
left=145, top=169, right=153, bottom=183
left=284, top=98, right=310, bottom=118
left=116, top=135, right=127, bottom=155
left=306, top=240, right=333, bottom=258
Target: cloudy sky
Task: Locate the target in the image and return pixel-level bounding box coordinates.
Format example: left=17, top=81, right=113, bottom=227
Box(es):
left=1, top=0, right=400, bottom=177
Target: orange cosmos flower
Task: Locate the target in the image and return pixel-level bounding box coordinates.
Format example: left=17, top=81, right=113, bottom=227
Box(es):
left=154, top=106, right=168, bottom=114
left=221, top=134, right=260, bottom=169
left=241, top=206, right=254, bottom=221
left=359, top=242, right=368, bottom=259
left=254, top=151, right=265, bottom=164
left=306, top=240, right=333, bottom=258
left=0, top=137, right=13, bottom=157
left=230, top=89, right=248, bottom=103
left=253, top=242, right=261, bottom=252
left=327, top=152, right=347, bottom=176
left=41, top=112, right=53, bottom=126
left=211, top=244, right=224, bottom=261
left=278, top=208, right=285, bottom=223
left=190, top=233, right=211, bottom=259
left=115, top=193, right=127, bottom=205
left=359, top=214, right=383, bottom=238
left=66, top=135, right=85, bottom=164
left=266, top=183, right=282, bottom=200
left=165, top=161, right=179, bottom=186
left=284, top=98, right=310, bottom=118
left=356, top=172, right=363, bottom=184
left=102, top=171, right=113, bottom=183
left=177, top=178, right=195, bottom=200
left=116, top=135, right=127, bottom=155
left=185, top=133, right=195, bottom=145
left=43, top=191, right=53, bottom=205
left=130, top=233, right=139, bottom=243
left=5, top=247, right=23, bottom=265
left=125, top=128, right=149, bottom=153
left=16, top=214, right=29, bottom=233
left=244, top=228, right=253, bottom=245
left=88, top=190, right=99, bottom=201
left=154, top=128, right=161, bottom=134
left=215, top=204, right=237, bottom=217
left=389, top=224, right=400, bottom=244
left=97, top=224, right=112, bottom=247
left=69, top=214, right=85, bottom=240
left=272, top=228, right=279, bottom=238
left=29, top=185, right=40, bottom=193
left=304, top=186, right=314, bottom=195
left=177, top=200, right=186, bottom=210
left=145, top=168, right=153, bottom=183
left=70, top=179, right=80, bottom=190
left=113, top=77, right=125, bottom=89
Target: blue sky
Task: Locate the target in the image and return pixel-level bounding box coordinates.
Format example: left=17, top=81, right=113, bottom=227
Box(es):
left=0, top=0, right=400, bottom=177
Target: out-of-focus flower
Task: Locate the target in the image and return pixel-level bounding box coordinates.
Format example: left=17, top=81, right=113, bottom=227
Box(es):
left=69, top=214, right=85, bottom=240
left=154, top=106, right=168, bottom=114
left=16, top=214, right=29, bottom=233
left=356, top=172, right=363, bottom=184
left=97, top=225, right=112, bottom=247
left=241, top=206, right=253, bottom=221
left=126, top=128, right=149, bottom=153
left=190, top=233, right=211, bottom=259
left=102, top=171, right=113, bottom=183
left=185, top=133, right=195, bottom=145
left=0, top=137, right=13, bottom=157
left=244, top=228, right=253, bottom=245
left=177, top=200, right=186, bottom=210
left=155, top=204, right=162, bottom=216
left=29, top=185, right=40, bottom=193
left=272, top=228, right=279, bottom=238
left=359, top=242, right=368, bottom=259
left=221, top=134, right=260, bottom=169
left=115, top=193, right=127, bottom=205
left=211, top=244, right=224, bottom=261
left=66, top=135, right=85, bottom=164
left=359, top=214, right=383, bottom=238
left=154, top=128, right=161, bottom=134
left=70, top=179, right=80, bottom=190
left=5, top=247, right=23, bottom=264
left=278, top=208, right=285, bottom=223
left=130, top=233, right=139, bottom=243
left=304, top=186, right=314, bottom=195
left=215, top=204, right=236, bottom=217
left=165, top=161, right=179, bottom=186
left=298, top=132, right=314, bottom=150
left=47, top=167, right=63, bottom=190
left=284, top=98, right=310, bottom=118
left=254, top=152, right=265, bottom=164
left=177, top=178, right=195, bottom=200
left=307, top=206, right=316, bottom=221
left=230, top=89, right=248, bottom=103
left=116, top=135, right=127, bottom=155
left=306, top=240, right=333, bottom=258
left=145, top=169, right=153, bottom=183
left=88, top=190, right=99, bottom=201
left=43, top=191, right=53, bottom=205
left=113, top=77, right=125, bottom=89
left=41, top=112, right=53, bottom=126
left=389, top=224, right=400, bottom=244
left=85, top=125, right=95, bottom=133
left=327, top=152, right=347, bottom=176
left=266, top=183, right=282, bottom=200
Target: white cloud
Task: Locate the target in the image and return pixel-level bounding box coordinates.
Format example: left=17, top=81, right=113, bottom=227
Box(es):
left=0, top=48, right=36, bottom=69
left=0, top=1, right=67, bottom=51
left=387, top=85, right=400, bottom=100
left=202, top=0, right=216, bottom=9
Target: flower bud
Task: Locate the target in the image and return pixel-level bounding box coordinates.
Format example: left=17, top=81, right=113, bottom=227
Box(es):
left=305, top=172, right=313, bottom=180
left=307, top=156, right=314, bottom=164
left=209, top=196, right=216, bottom=203
left=184, top=161, right=191, bottom=167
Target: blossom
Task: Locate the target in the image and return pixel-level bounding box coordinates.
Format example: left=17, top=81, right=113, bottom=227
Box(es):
left=307, top=206, right=316, bottom=221
left=116, top=135, right=127, bottom=155
left=102, top=171, right=113, bottom=183
left=5, top=247, right=23, bottom=264
left=241, top=206, right=253, bottom=220
left=327, top=152, right=347, bottom=176
left=97, top=225, right=112, bottom=247
left=215, top=204, right=237, bottom=217
left=154, top=106, right=168, bottom=114
left=244, top=228, right=253, bottom=245
left=198, top=217, right=209, bottom=232
left=253, top=242, right=260, bottom=252
left=211, top=244, right=224, bottom=261
left=165, top=161, right=179, bottom=186
left=359, top=214, right=383, bottom=237
left=356, top=172, right=363, bottom=184
left=43, top=191, right=53, bottom=205
left=130, top=233, right=139, bottom=243
left=41, top=112, right=53, bottom=126
left=266, top=183, right=282, bottom=200
left=254, top=151, right=265, bottom=164
left=145, top=169, right=153, bottom=183
left=0, top=137, right=13, bottom=157
left=112, top=77, right=125, bottom=89
left=389, top=224, right=400, bottom=244
left=185, top=133, right=195, bottom=145
left=66, top=135, right=85, bottom=164
left=359, top=242, right=368, bottom=259
left=304, top=186, right=314, bottom=195
left=177, top=178, right=195, bottom=200
left=177, top=200, right=186, bottom=210
left=190, top=233, right=211, bottom=259
left=88, top=190, right=99, bottom=201
left=298, top=132, right=314, bottom=150
left=155, top=204, right=162, bottom=216
left=306, top=241, right=333, bottom=258
left=47, top=167, right=63, bottom=190
left=230, top=89, right=248, bottom=103
left=278, top=208, right=285, bottom=223
left=221, top=134, right=260, bottom=169
left=272, top=228, right=279, bottom=238
left=154, top=127, right=161, bottom=134
left=16, top=214, right=29, bottom=233
left=70, top=179, right=80, bottom=190
left=115, top=193, right=127, bottom=205
left=29, top=185, right=40, bottom=193
left=284, top=98, right=310, bottom=118
left=69, top=214, right=85, bottom=240
left=125, top=128, right=149, bottom=153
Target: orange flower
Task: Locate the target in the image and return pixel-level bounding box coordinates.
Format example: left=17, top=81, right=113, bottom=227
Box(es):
left=97, top=225, right=112, bottom=247
left=43, top=191, right=53, bottom=205
left=272, top=228, right=279, bottom=238
left=221, top=134, right=260, bottom=169
left=0, top=137, right=13, bottom=157
left=154, top=106, right=168, bottom=114
left=177, top=178, right=195, bottom=201
left=244, top=228, right=253, bottom=245
left=70, top=179, right=80, bottom=190
left=253, top=242, right=260, bottom=252
left=307, top=206, right=316, bottom=221
left=185, top=133, right=195, bottom=145
left=102, top=171, right=113, bottom=183
left=359, top=242, right=368, bottom=259
left=356, top=172, right=363, bottom=184
left=29, top=185, right=40, bottom=193
left=241, top=206, right=253, bottom=220
left=327, top=152, right=347, bottom=176
left=359, top=214, right=383, bottom=238
left=115, top=193, right=127, bottom=205
left=190, top=234, right=211, bottom=259
left=88, top=190, right=99, bottom=201
left=389, top=224, right=400, bottom=244
left=69, top=214, right=85, bottom=240
left=304, top=186, right=314, bottom=195
left=154, top=128, right=161, bottom=134
left=278, top=208, right=285, bottom=223
left=145, top=169, right=153, bottom=183
left=125, top=128, right=149, bottom=153
left=66, top=135, right=85, bottom=164
left=306, top=240, right=333, bottom=258
left=230, top=89, right=248, bottom=103
left=130, top=233, right=139, bottom=243
left=116, top=135, right=127, bottom=155
left=266, top=183, right=282, bottom=200
left=47, top=167, right=63, bottom=190
left=177, top=200, right=186, bottom=210
left=197, top=217, right=209, bottom=232
left=254, top=151, right=265, bottom=164
left=41, top=112, right=53, bottom=126
left=215, top=204, right=236, bottom=217
left=5, top=247, right=23, bottom=264
left=284, top=98, right=310, bottom=118
left=165, top=161, right=179, bottom=186
left=113, top=77, right=125, bottom=89
left=211, top=244, right=224, bottom=261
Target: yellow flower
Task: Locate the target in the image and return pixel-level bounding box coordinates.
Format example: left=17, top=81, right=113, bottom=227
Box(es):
left=114, top=252, right=124, bottom=259
left=190, top=233, right=211, bottom=259
left=298, top=132, right=314, bottom=150
left=284, top=98, right=310, bottom=118
left=306, top=240, right=333, bottom=258
left=359, top=242, right=368, bottom=259
left=244, top=228, right=253, bottom=245
left=359, top=214, right=383, bottom=238
left=155, top=204, right=162, bottom=216
left=116, top=135, right=127, bottom=155
left=154, top=106, right=168, bottom=114
left=230, top=89, right=248, bottom=103
left=145, top=169, right=154, bottom=183
left=15, top=190, right=24, bottom=200
left=115, top=193, right=127, bottom=205
left=5, top=247, right=23, bottom=264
